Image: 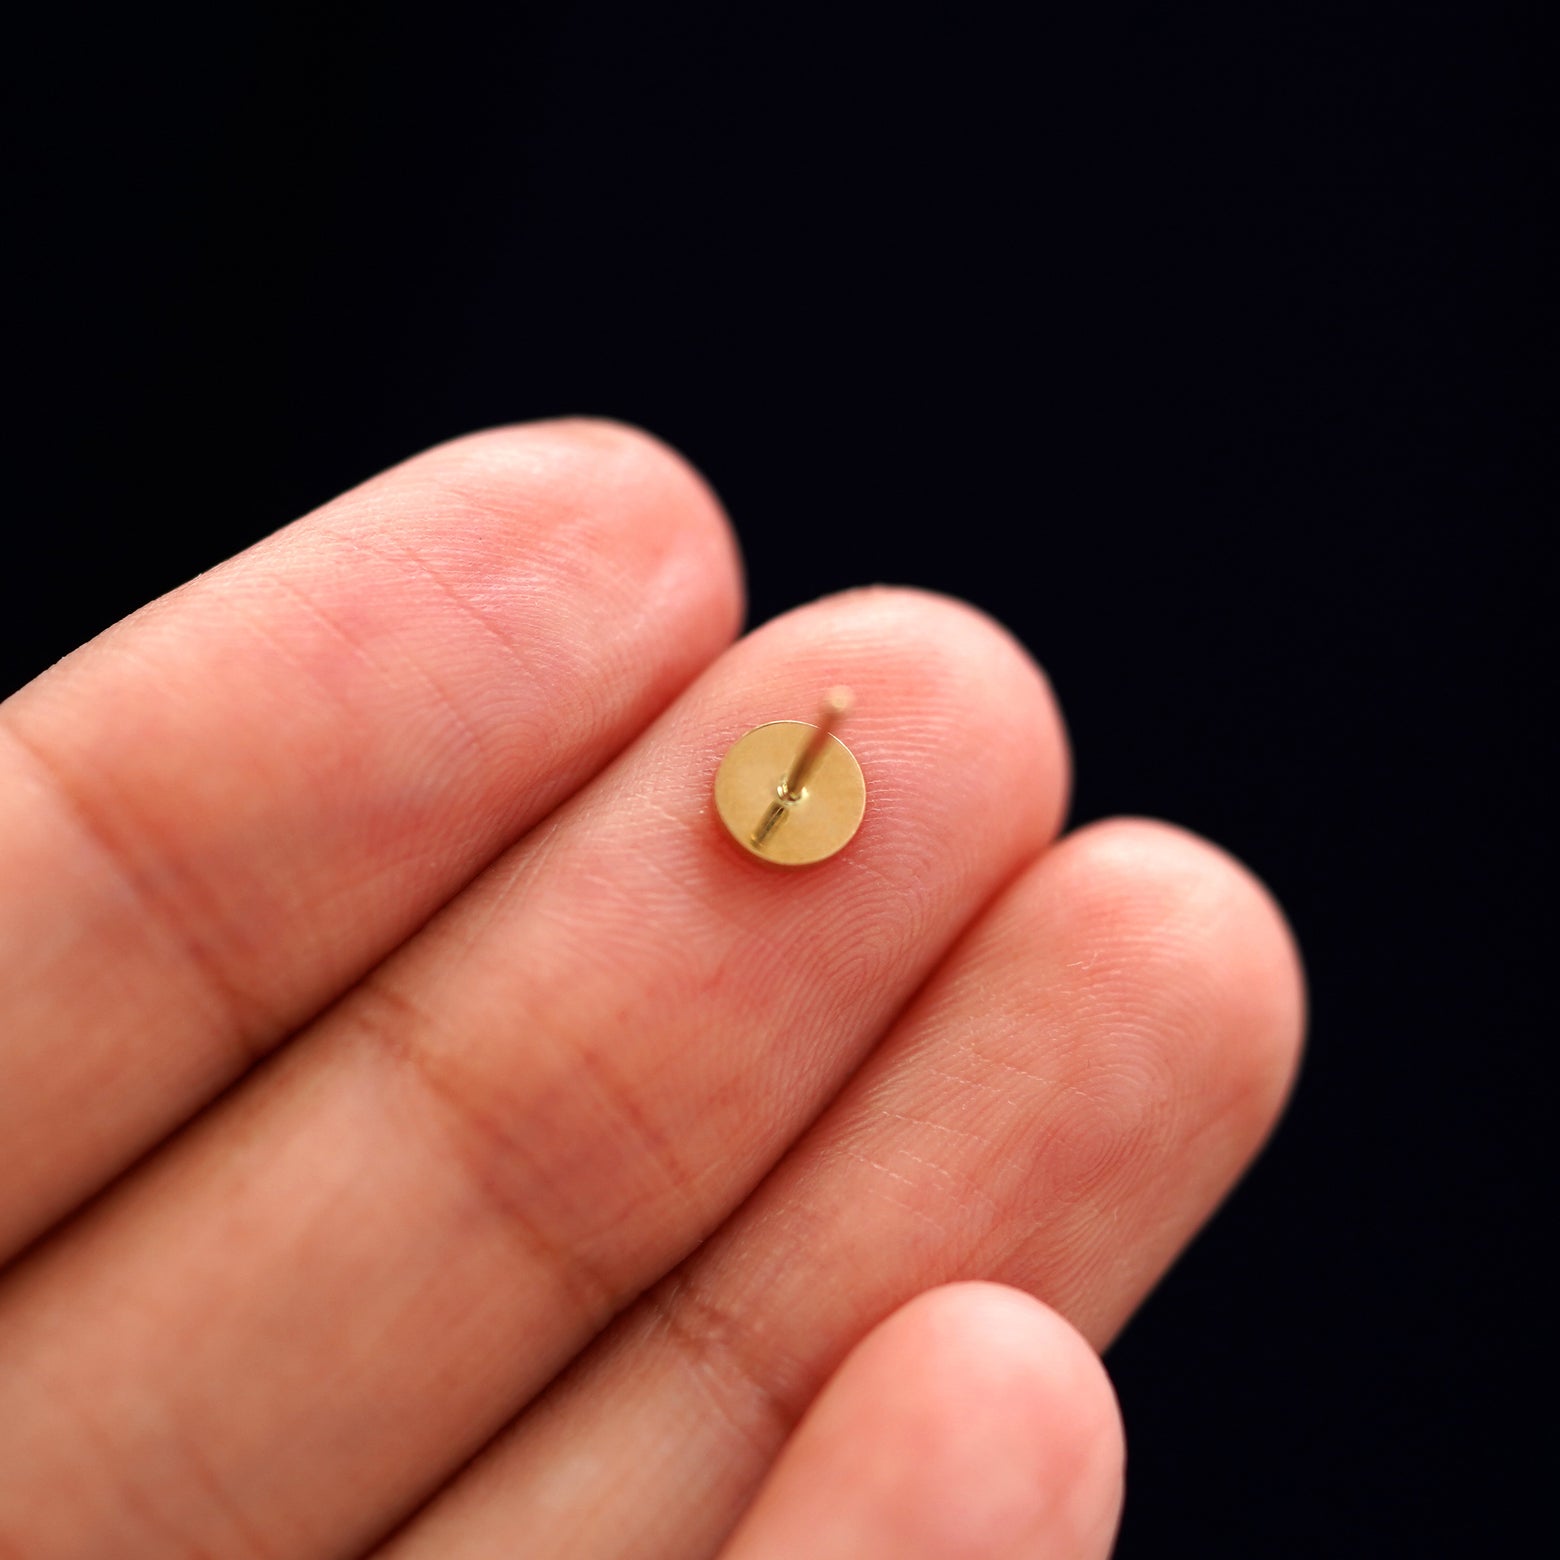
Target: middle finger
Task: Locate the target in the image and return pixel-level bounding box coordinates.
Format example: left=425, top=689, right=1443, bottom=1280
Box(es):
left=0, top=587, right=1068, bottom=1560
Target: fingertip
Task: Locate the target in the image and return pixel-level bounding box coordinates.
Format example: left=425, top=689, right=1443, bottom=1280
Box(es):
left=888, top=1280, right=1122, bottom=1439
left=731, top=585, right=1073, bottom=849
left=393, top=417, right=748, bottom=647
left=723, top=1281, right=1123, bottom=1560
left=860, top=1283, right=1125, bottom=1554
left=1054, top=817, right=1307, bottom=1138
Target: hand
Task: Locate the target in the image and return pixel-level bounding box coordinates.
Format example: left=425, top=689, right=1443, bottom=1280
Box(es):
left=0, top=421, right=1303, bottom=1559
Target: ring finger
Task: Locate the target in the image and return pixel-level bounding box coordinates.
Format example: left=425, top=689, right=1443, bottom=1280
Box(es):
left=386, top=818, right=1302, bottom=1558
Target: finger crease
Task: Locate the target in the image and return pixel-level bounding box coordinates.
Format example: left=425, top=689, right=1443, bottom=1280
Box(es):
left=342, top=978, right=622, bottom=1332
left=645, top=1271, right=807, bottom=1472
left=0, top=718, right=270, bottom=1066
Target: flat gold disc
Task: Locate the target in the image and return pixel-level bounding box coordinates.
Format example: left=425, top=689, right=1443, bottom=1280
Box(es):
left=714, top=720, right=866, bottom=865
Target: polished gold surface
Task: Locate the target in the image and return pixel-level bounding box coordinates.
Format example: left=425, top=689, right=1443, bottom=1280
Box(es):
left=714, top=695, right=866, bottom=866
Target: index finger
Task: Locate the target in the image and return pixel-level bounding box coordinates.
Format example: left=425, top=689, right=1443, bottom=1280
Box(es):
left=0, top=419, right=741, bottom=1257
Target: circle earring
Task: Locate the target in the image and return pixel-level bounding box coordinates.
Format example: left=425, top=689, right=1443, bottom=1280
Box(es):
left=714, top=687, right=866, bottom=866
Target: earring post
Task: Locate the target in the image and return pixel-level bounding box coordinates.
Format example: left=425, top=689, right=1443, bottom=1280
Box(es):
left=749, top=687, right=854, bottom=847
left=781, top=686, right=853, bottom=801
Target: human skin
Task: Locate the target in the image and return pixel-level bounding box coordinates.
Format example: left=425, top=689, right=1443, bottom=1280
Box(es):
left=0, top=420, right=1304, bottom=1558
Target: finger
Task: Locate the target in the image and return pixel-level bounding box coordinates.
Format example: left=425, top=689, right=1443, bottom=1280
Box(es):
left=0, top=588, right=1071, bottom=1560
left=0, top=418, right=741, bottom=1257
left=391, top=818, right=1302, bottom=1558
left=720, top=1284, right=1123, bottom=1560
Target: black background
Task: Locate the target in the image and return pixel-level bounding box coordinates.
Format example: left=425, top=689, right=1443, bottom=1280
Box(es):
left=6, top=3, right=1544, bottom=1554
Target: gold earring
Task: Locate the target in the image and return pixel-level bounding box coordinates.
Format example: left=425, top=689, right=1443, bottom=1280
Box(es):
left=714, top=687, right=866, bottom=866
